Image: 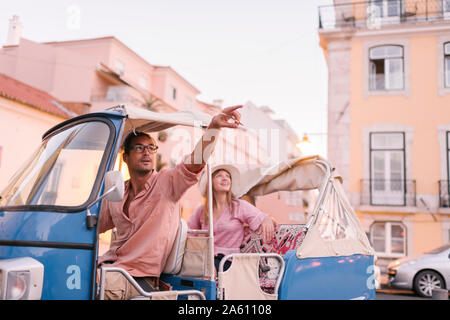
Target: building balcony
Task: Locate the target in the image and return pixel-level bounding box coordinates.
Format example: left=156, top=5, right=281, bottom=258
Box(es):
left=359, top=179, right=417, bottom=207
left=318, top=0, right=450, bottom=31
left=91, top=85, right=145, bottom=109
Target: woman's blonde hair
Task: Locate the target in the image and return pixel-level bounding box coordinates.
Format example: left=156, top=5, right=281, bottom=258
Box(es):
left=202, top=169, right=234, bottom=224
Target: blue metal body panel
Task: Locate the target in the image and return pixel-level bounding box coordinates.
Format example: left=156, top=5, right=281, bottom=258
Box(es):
left=0, top=209, right=99, bottom=244
left=160, top=274, right=216, bottom=300
left=0, top=246, right=94, bottom=299
left=279, top=251, right=376, bottom=300
left=0, top=114, right=124, bottom=300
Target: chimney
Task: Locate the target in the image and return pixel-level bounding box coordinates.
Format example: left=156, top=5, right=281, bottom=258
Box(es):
left=6, top=15, right=23, bottom=46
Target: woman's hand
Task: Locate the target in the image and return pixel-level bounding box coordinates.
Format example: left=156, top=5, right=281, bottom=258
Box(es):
left=259, top=216, right=276, bottom=242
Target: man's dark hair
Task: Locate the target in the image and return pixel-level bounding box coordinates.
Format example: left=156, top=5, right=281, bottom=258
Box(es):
left=122, top=131, right=155, bottom=154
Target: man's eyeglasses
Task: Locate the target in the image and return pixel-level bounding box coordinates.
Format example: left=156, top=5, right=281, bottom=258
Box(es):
left=131, top=144, right=158, bottom=154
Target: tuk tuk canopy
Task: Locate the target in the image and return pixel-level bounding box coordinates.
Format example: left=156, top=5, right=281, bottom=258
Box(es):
left=116, top=104, right=212, bottom=138
left=237, top=156, right=375, bottom=260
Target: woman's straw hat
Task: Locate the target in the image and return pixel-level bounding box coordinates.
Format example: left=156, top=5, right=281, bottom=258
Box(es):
left=198, top=164, right=241, bottom=197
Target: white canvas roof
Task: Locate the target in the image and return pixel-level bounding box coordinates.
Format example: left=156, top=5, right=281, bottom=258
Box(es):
left=237, top=155, right=333, bottom=198
left=115, top=104, right=213, bottom=138
left=236, top=156, right=374, bottom=259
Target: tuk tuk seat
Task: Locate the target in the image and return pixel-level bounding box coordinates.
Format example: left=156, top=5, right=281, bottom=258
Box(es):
left=217, top=253, right=284, bottom=300
left=239, top=223, right=307, bottom=293
left=163, top=219, right=188, bottom=274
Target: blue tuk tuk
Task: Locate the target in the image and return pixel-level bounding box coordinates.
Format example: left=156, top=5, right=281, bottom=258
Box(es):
left=0, top=105, right=376, bottom=300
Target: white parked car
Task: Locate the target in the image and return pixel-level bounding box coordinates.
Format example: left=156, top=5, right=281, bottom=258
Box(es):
left=387, top=244, right=450, bottom=297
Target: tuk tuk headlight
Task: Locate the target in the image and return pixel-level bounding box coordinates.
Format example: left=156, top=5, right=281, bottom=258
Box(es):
left=7, top=271, right=30, bottom=300
left=0, top=257, right=44, bottom=300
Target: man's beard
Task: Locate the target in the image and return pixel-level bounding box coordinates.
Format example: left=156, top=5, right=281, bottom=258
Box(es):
left=135, top=167, right=153, bottom=176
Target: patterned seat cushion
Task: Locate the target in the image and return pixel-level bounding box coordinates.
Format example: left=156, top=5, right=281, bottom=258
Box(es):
left=240, top=224, right=307, bottom=255
left=239, top=224, right=307, bottom=293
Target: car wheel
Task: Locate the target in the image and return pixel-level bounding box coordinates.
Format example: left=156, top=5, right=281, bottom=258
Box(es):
left=413, top=270, right=445, bottom=297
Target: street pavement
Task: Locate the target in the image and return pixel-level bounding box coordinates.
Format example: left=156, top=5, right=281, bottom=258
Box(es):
left=376, top=288, right=430, bottom=300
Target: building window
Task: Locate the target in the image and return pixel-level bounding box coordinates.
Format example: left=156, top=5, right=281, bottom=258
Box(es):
left=444, top=43, right=450, bottom=88
left=139, top=75, right=148, bottom=90
left=114, top=59, right=125, bottom=76
left=289, top=212, right=304, bottom=222
left=370, top=222, right=406, bottom=257
left=369, top=0, right=401, bottom=19
left=285, top=190, right=304, bottom=206
left=369, top=45, right=404, bottom=91
left=447, top=131, right=450, bottom=182
left=370, top=132, right=406, bottom=205
left=443, top=131, right=450, bottom=207
left=444, top=0, right=450, bottom=15
left=170, top=86, right=177, bottom=100
left=185, top=97, right=193, bottom=110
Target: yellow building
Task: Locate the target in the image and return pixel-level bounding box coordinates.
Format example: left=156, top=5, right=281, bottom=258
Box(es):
left=319, top=0, right=450, bottom=271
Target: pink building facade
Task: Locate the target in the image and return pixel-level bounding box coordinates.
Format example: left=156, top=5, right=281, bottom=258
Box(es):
left=0, top=21, right=304, bottom=224
left=0, top=73, right=79, bottom=191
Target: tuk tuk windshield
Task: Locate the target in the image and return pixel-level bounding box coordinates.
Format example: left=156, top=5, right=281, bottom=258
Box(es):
left=0, top=121, right=111, bottom=208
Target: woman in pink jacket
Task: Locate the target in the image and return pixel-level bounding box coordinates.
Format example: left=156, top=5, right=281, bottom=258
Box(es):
left=188, top=164, right=276, bottom=272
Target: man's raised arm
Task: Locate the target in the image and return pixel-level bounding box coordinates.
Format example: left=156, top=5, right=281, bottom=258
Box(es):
left=185, top=105, right=242, bottom=173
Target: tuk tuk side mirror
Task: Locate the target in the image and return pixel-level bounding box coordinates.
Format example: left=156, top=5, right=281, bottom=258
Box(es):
left=103, top=170, right=125, bottom=202
left=86, top=170, right=124, bottom=229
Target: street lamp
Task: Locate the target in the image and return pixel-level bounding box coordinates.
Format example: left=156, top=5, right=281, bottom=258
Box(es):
left=300, top=133, right=311, bottom=144
left=296, top=132, right=327, bottom=157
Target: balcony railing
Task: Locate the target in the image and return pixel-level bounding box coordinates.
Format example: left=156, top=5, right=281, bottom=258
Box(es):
left=439, top=180, right=450, bottom=207
left=360, top=179, right=416, bottom=206
left=319, top=0, right=450, bottom=31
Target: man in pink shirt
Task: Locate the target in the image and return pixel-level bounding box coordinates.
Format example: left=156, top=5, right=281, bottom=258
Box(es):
left=98, top=106, right=242, bottom=299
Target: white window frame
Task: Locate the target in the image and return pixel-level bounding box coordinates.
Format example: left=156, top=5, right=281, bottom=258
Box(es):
left=369, top=45, right=404, bottom=91
left=289, top=212, right=304, bottom=222
left=444, top=0, right=450, bottom=18
left=170, top=86, right=177, bottom=100
left=442, top=131, right=450, bottom=208
left=363, top=39, right=410, bottom=98
left=285, top=190, right=304, bottom=207
left=368, top=0, right=401, bottom=24
left=445, top=218, right=450, bottom=243
left=370, top=132, right=406, bottom=206
left=438, top=124, right=450, bottom=210
left=185, top=97, right=193, bottom=110
left=444, top=43, right=450, bottom=88
left=438, top=36, right=450, bottom=96
left=113, top=59, right=125, bottom=76
left=361, top=124, right=414, bottom=209
left=370, top=221, right=406, bottom=258
left=447, top=131, right=450, bottom=184
left=138, top=75, right=148, bottom=90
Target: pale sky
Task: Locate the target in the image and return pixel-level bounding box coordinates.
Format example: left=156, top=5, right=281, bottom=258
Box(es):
left=0, top=0, right=332, bottom=156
